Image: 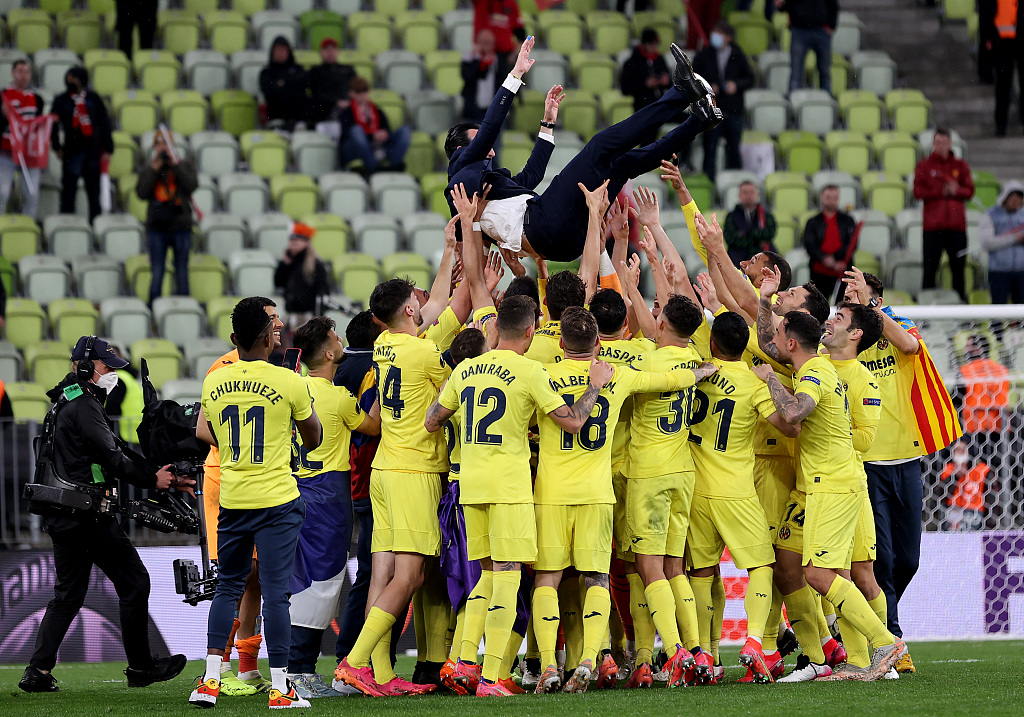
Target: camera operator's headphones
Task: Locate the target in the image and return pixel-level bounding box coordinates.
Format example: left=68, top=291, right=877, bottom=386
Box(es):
left=76, top=336, right=97, bottom=381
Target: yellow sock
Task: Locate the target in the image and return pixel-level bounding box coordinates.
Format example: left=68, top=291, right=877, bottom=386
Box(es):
left=425, top=583, right=452, bottom=663
left=460, top=570, right=493, bottom=664
left=347, top=606, right=396, bottom=669
left=711, top=572, right=725, bottom=661
left=482, top=570, right=520, bottom=682
left=813, top=591, right=831, bottom=641
left=782, top=586, right=826, bottom=664
left=689, top=575, right=715, bottom=654
left=825, top=576, right=894, bottom=647
left=644, top=580, right=681, bottom=656
left=560, top=578, right=584, bottom=669
left=450, top=603, right=466, bottom=660
left=501, top=630, right=524, bottom=679
left=867, top=593, right=888, bottom=632
left=371, top=631, right=396, bottom=683
left=669, top=575, right=700, bottom=651
left=627, top=573, right=656, bottom=665
left=413, top=589, right=426, bottom=661
left=580, top=585, right=611, bottom=665
left=446, top=602, right=458, bottom=653
left=744, top=567, right=773, bottom=640
left=763, top=587, right=784, bottom=653
left=525, top=618, right=540, bottom=659
left=839, top=614, right=870, bottom=667
left=532, top=586, right=560, bottom=668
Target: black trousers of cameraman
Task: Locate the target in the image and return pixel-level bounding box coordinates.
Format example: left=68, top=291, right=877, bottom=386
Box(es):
left=30, top=516, right=155, bottom=672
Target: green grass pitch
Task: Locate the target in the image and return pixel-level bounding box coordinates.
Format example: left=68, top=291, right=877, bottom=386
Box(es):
left=5, top=640, right=1023, bottom=716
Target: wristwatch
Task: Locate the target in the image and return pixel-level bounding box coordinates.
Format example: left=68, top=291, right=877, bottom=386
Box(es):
left=868, top=297, right=881, bottom=309
left=540, top=120, right=556, bottom=129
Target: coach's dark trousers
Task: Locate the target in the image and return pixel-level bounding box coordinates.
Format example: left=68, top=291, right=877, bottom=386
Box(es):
left=524, top=86, right=703, bottom=261
left=31, top=516, right=155, bottom=672
left=866, top=460, right=923, bottom=639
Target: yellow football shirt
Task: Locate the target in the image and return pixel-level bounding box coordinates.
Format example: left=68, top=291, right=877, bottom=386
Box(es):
left=624, top=344, right=704, bottom=478
left=829, top=357, right=881, bottom=457
left=444, top=412, right=461, bottom=480
left=420, top=305, right=462, bottom=352
left=793, top=356, right=862, bottom=494
left=201, top=360, right=313, bottom=509
left=294, top=376, right=364, bottom=479
left=372, top=330, right=451, bottom=473
left=526, top=320, right=563, bottom=365
left=744, top=329, right=797, bottom=458
left=535, top=359, right=697, bottom=505
left=858, top=337, right=925, bottom=462
left=439, top=350, right=566, bottom=504
left=599, top=336, right=655, bottom=473
left=689, top=358, right=777, bottom=499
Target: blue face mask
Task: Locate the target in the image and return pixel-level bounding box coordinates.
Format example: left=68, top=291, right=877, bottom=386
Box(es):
left=710, top=33, right=725, bottom=49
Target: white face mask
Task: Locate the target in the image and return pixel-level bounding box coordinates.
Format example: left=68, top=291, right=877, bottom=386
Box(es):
left=94, top=370, right=119, bottom=395
left=710, top=32, right=726, bottom=49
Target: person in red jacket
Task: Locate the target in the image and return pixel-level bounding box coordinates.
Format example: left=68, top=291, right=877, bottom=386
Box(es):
left=913, top=128, right=975, bottom=302
left=473, top=0, right=526, bottom=58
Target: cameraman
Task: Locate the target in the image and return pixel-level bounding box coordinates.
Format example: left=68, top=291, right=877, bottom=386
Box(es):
left=137, top=131, right=196, bottom=307
left=20, top=336, right=192, bottom=693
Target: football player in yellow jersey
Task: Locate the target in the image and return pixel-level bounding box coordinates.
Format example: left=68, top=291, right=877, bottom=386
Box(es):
left=335, top=277, right=452, bottom=697
left=525, top=270, right=587, bottom=364
left=753, top=310, right=905, bottom=682
left=190, top=298, right=323, bottom=710
left=201, top=297, right=283, bottom=695
left=532, top=307, right=718, bottom=693
left=286, top=317, right=381, bottom=698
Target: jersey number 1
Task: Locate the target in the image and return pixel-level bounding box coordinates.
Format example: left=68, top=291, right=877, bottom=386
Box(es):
left=220, top=405, right=265, bottom=464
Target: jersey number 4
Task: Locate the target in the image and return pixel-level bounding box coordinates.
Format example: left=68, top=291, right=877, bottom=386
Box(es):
left=461, top=386, right=506, bottom=445
left=687, top=390, right=735, bottom=452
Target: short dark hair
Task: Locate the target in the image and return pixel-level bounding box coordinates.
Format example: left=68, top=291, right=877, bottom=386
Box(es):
left=839, top=302, right=884, bottom=353
left=739, top=179, right=758, bottom=190
left=348, top=76, right=369, bottom=93
left=640, top=27, right=660, bottom=44
left=559, top=306, right=598, bottom=354
left=503, top=275, right=540, bottom=315
left=12, top=59, right=28, bottom=71
left=714, top=19, right=735, bottom=36
left=589, top=289, right=627, bottom=335
left=800, top=282, right=830, bottom=324
left=496, top=295, right=538, bottom=337
left=782, top=311, right=822, bottom=352
left=934, top=127, right=951, bottom=139
left=292, top=316, right=336, bottom=367
left=346, top=310, right=382, bottom=349
left=231, top=297, right=273, bottom=351
left=820, top=184, right=840, bottom=196
left=369, top=278, right=415, bottom=326
left=252, top=296, right=277, bottom=309
left=444, top=122, right=480, bottom=160
left=710, top=311, right=749, bottom=359
left=450, top=328, right=487, bottom=366
left=764, top=251, right=792, bottom=291
left=546, top=270, right=586, bottom=321
left=661, top=295, right=704, bottom=338
left=863, top=272, right=884, bottom=298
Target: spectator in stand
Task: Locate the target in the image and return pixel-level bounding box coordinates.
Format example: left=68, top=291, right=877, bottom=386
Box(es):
left=687, top=0, right=723, bottom=50
left=0, top=60, right=45, bottom=219
left=802, top=184, right=857, bottom=300
left=979, top=180, right=1024, bottom=304
left=136, top=131, right=197, bottom=306
left=940, top=441, right=989, bottom=531
left=260, top=36, right=309, bottom=131
left=51, top=67, right=113, bottom=222
left=461, top=29, right=509, bottom=123
left=913, top=128, right=974, bottom=303
left=991, top=0, right=1022, bottom=136
left=957, top=333, right=1010, bottom=471
left=274, top=222, right=329, bottom=330
left=473, top=0, right=526, bottom=59
left=621, top=28, right=672, bottom=115
left=692, top=20, right=754, bottom=180
left=115, top=0, right=156, bottom=61
left=778, top=0, right=838, bottom=95
left=723, top=180, right=777, bottom=265
left=307, top=38, right=356, bottom=127
left=338, top=77, right=411, bottom=176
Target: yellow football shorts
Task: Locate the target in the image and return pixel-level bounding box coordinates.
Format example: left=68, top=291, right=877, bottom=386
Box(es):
left=850, top=490, right=877, bottom=564
left=803, top=490, right=864, bottom=570
left=612, top=471, right=633, bottom=562
left=754, top=455, right=797, bottom=537
left=369, top=469, right=443, bottom=556
left=687, top=494, right=775, bottom=570
left=464, top=502, right=538, bottom=563
left=535, top=503, right=613, bottom=573
left=774, top=489, right=806, bottom=556
left=626, top=471, right=695, bottom=558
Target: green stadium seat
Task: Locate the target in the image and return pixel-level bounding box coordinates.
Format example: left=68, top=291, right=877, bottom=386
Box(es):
left=43, top=215, right=92, bottom=262
left=34, top=48, right=79, bottom=94
left=600, top=90, right=634, bottom=125
left=271, top=174, right=320, bottom=219
left=525, top=49, right=569, bottom=93
left=918, top=288, right=963, bottom=305
left=851, top=208, right=895, bottom=257
left=758, top=50, right=791, bottom=95
left=425, top=50, right=462, bottom=96
left=825, top=130, right=872, bottom=176
left=349, top=12, right=393, bottom=54
left=968, top=288, right=991, bottom=304
left=972, top=170, right=1001, bottom=209
left=301, top=10, right=345, bottom=49
left=377, top=50, right=425, bottom=95
left=838, top=89, right=885, bottom=133
left=229, top=250, right=277, bottom=296
left=183, top=50, right=231, bottom=96
left=335, top=49, right=374, bottom=83
left=6, top=382, right=50, bottom=421
left=728, top=11, right=773, bottom=56
left=370, top=173, right=420, bottom=219
left=0, top=255, right=12, bottom=300
left=681, top=174, right=715, bottom=213
left=41, top=0, right=74, bottom=12
left=153, top=296, right=206, bottom=347
left=587, top=12, right=631, bottom=54
left=252, top=10, right=299, bottom=49
left=93, top=213, right=144, bottom=262
left=161, top=378, right=203, bottom=402
left=827, top=53, right=851, bottom=96
left=873, top=131, right=920, bottom=177
left=130, top=338, right=182, bottom=390
left=851, top=51, right=896, bottom=96
left=943, top=0, right=974, bottom=21
left=537, top=11, right=585, bottom=54
left=939, top=255, right=980, bottom=293
left=566, top=0, right=599, bottom=12
left=376, top=0, right=411, bottom=15
left=190, top=130, right=239, bottom=177
left=422, top=0, right=456, bottom=13
left=789, top=89, right=837, bottom=135
left=101, top=296, right=151, bottom=347
left=112, top=90, right=159, bottom=137
left=161, top=91, right=209, bottom=136
left=442, top=9, right=475, bottom=53
left=201, top=212, right=250, bottom=262
left=0, top=215, right=40, bottom=263
left=290, top=131, right=337, bottom=179
left=862, top=171, right=907, bottom=217
left=320, top=172, right=370, bottom=220
left=233, top=0, right=269, bottom=15
left=8, top=10, right=53, bottom=55
left=766, top=171, right=812, bottom=218
left=3, top=298, right=47, bottom=350
left=19, top=255, right=70, bottom=306
left=304, top=213, right=351, bottom=258
left=852, top=249, right=882, bottom=278
left=49, top=298, right=99, bottom=347
left=0, top=340, right=22, bottom=383
left=396, top=11, right=441, bottom=54
left=57, top=10, right=102, bottom=55
left=779, top=130, right=824, bottom=174
left=107, top=130, right=138, bottom=180
left=513, top=89, right=546, bottom=135
left=885, top=89, right=932, bottom=134
left=419, top=172, right=450, bottom=216
left=405, top=131, right=436, bottom=179
left=382, top=251, right=432, bottom=287
left=240, top=131, right=288, bottom=178
left=407, top=90, right=455, bottom=136
left=745, top=89, right=790, bottom=136
left=884, top=249, right=923, bottom=295
left=185, top=0, right=219, bottom=13
left=774, top=215, right=797, bottom=253
left=631, top=11, right=675, bottom=53
left=206, top=11, right=249, bottom=55
left=71, top=254, right=123, bottom=302
left=211, top=89, right=257, bottom=137
left=366, top=89, right=406, bottom=131
left=351, top=213, right=401, bottom=260
left=333, top=252, right=380, bottom=305
left=158, top=10, right=201, bottom=54
left=560, top=91, right=600, bottom=140
left=133, top=50, right=181, bottom=94
left=206, top=295, right=242, bottom=342
left=84, top=49, right=131, bottom=95
left=248, top=213, right=293, bottom=256
left=570, top=52, right=617, bottom=95
left=186, top=337, right=233, bottom=376
left=402, top=212, right=447, bottom=257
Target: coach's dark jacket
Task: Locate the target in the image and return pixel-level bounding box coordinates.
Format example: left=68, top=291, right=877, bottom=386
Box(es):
left=445, top=82, right=553, bottom=227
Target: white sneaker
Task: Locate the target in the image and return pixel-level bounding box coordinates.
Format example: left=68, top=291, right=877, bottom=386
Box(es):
left=884, top=667, right=900, bottom=680
left=562, top=660, right=593, bottom=693
left=778, top=655, right=832, bottom=682
left=331, top=678, right=362, bottom=695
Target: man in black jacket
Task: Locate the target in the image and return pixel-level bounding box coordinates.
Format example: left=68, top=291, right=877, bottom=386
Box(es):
left=307, top=38, right=356, bottom=126
left=693, top=21, right=755, bottom=181
left=620, top=28, right=672, bottom=112
left=50, top=66, right=114, bottom=222
left=723, top=180, right=777, bottom=265
left=802, top=184, right=857, bottom=300
left=444, top=38, right=721, bottom=271
left=19, top=336, right=191, bottom=694
left=260, top=36, right=309, bottom=131
left=274, top=223, right=329, bottom=329
left=779, top=0, right=838, bottom=94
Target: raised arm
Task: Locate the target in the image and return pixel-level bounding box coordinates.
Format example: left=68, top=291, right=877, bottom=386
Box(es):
left=452, top=183, right=497, bottom=315
left=621, top=253, right=657, bottom=338
left=578, top=179, right=611, bottom=303
left=545, top=360, right=615, bottom=433
left=755, top=266, right=784, bottom=361
left=842, top=267, right=920, bottom=355
left=696, top=212, right=760, bottom=320
left=418, top=217, right=460, bottom=328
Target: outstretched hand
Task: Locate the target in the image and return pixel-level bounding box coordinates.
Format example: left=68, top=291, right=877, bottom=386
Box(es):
left=450, top=183, right=479, bottom=220
left=544, top=84, right=566, bottom=123
left=579, top=179, right=611, bottom=215
left=608, top=198, right=629, bottom=242
left=630, top=186, right=661, bottom=226
left=760, top=265, right=782, bottom=297
left=513, top=36, right=536, bottom=77
left=694, top=271, right=722, bottom=312
left=694, top=212, right=725, bottom=252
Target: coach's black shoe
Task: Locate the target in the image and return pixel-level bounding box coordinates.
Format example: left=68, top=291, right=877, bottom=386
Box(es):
left=691, top=92, right=724, bottom=130
left=778, top=626, right=799, bottom=658
left=125, top=654, right=188, bottom=687
left=670, top=44, right=706, bottom=103
left=412, top=661, right=444, bottom=689
left=20, top=666, right=59, bottom=693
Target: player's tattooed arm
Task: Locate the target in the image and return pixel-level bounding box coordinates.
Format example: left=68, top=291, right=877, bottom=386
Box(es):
left=756, top=297, right=782, bottom=360
left=424, top=400, right=456, bottom=433
left=762, top=370, right=816, bottom=424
